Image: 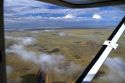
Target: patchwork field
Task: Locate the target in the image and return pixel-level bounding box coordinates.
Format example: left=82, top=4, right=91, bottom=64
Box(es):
left=5, top=29, right=125, bottom=83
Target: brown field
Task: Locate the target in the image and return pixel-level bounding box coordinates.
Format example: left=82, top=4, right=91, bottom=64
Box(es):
left=5, top=29, right=125, bottom=83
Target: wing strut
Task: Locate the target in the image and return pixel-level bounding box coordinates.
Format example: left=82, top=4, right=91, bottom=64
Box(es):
left=76, top=16, right=125, bottom=83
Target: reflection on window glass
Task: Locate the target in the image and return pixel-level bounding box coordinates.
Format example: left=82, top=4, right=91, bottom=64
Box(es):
left=4, top=0, right=125, bottom=83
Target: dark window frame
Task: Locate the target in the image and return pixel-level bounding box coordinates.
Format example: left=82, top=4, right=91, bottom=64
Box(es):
left=0, top=0, right=7, bottom=83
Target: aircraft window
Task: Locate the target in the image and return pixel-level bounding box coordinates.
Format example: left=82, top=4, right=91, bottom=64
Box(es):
left=4, top=0, right=125, bottom=83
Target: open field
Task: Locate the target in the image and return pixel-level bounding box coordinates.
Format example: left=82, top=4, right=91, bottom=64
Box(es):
left=5, top=29, right=125, bottom=83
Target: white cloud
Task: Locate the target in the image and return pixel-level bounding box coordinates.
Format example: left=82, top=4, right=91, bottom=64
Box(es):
left=6, top=36, right=81, bottom=75
left=58, top=32, right=66, bottom=37
left=6, top=65, right=13, bottom=75
left=4, top=0, right=125, bottom=28
left=4, top=0, right=51, bottom=8
left=63, top=14, right=75, bottom=19
left=103, top=57, right=125, bottom=82
left=92, top=14, right=102, bottom=20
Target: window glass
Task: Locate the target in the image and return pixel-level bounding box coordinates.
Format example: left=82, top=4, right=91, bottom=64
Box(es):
left=4, top=0, right=125, bottom=83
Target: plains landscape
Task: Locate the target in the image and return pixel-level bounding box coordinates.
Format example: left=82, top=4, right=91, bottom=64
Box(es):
left=5, top=29, right=125, bottom=83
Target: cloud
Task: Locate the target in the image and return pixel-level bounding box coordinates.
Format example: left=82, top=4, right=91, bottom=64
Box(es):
left=4, top=0, right=52, bottom=8
left=19, top=37, right=36, bottom=46
left=6, top=65, right=13, bottom=76
left=58, top=32, right=66, bottom=37
left=6, top=36, right=81, bottom=75
left=103, top=57, right=125, bottom=82
left=4, top=0, right=125, bottom=29
left=63, top=14, right=75, bottom=19
left=92, top=14, right=102, bottom=20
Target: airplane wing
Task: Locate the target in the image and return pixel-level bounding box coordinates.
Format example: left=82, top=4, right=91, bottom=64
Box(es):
left=38, top=0, right=125, bottom=8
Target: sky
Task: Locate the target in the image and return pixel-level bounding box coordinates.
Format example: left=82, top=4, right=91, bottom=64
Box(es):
left=4, top=0, right=125, bottom=29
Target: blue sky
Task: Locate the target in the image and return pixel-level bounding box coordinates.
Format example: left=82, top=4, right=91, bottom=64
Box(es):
left=4, top=0, right=125, bottom=29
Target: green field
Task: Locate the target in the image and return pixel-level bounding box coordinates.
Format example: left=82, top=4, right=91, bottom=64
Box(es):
left=5, top=29, right=125, bottom=83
